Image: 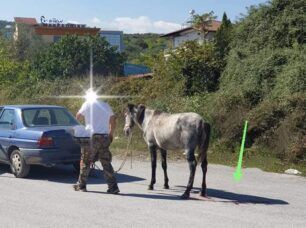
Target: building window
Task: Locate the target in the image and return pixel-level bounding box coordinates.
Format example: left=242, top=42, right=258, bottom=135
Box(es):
left=100, top=31, right=123, bottom=52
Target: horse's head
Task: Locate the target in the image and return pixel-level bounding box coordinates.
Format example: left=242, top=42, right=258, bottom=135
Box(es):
left=123, top=104, right=146, bottom=136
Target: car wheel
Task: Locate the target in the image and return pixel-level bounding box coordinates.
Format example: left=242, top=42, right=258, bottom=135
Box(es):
left=73, top=161, right=80, bottom=173
left=10, top=150, right=30, bottom=178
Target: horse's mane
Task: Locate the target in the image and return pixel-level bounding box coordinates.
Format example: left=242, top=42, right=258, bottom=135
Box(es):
left=153, top=109, right=162, bottom=115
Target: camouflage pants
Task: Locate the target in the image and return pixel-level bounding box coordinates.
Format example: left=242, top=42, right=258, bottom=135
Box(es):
left=75, top=135, right=117, bottom=188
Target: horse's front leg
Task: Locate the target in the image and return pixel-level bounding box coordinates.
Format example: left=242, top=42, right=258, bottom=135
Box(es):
left=148, top=145, right=157, bottom=190
left=160, top=149, right=169, bottom=189
left=181, top=149, right=197, bottom=199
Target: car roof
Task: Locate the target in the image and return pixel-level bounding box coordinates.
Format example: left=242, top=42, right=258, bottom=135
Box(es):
left=0, top=105, right=64, bottom=109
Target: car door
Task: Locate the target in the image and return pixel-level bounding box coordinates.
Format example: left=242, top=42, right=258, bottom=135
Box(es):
left=0, top=109, right=17, bottom=161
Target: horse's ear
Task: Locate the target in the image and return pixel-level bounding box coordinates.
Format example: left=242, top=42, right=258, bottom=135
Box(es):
left=136, top=104, right=146, bottom=124
left=127, top=104, right=135, bottom=113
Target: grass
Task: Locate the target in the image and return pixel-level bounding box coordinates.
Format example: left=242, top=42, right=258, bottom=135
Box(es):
left=207, top=147, right=306, bottom=176
left=110, top=120, right=306, bottom=177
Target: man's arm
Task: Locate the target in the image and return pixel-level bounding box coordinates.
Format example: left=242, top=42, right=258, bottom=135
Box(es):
left=109, top=115, right=116, bottom=142
left=76, top=112, right=84, bottom=121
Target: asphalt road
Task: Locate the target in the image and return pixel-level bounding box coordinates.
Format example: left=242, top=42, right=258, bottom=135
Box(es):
left=0, top=158, right=305, bottom=228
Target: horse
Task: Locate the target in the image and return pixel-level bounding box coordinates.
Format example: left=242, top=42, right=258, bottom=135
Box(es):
left=123, top=104, right=211, bottom=199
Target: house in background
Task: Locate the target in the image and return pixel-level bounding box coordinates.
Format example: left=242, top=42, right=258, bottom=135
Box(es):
left=14, top=17, right=38, bottom=41
left=161, top=20, right=221, bottom=49
left=14, top=17, right=100, bottom=43
left=100, top=30, right=124, bottom=53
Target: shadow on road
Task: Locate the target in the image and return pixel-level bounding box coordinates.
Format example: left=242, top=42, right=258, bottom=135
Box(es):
left=0, top=164, right=11, bottom=175
left=87, top=190, right=185, bottom=201
left=175, top=185, right=289, bottom=205
left=0, top=164, right=145, bottom=184
left=206, top=188, right=288, bottom=205
left=29, top=165, right=145, bottom=184
left=87, top=185, right=290, bottom=204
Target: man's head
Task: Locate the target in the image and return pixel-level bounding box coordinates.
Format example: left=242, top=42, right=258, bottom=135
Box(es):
left=85, top=88, right=98, bottom=104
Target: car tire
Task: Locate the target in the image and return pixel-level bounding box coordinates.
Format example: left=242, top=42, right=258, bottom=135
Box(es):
left=10, top=149, right=30, bottom=178
left=73, top=161, right=80, bottom=173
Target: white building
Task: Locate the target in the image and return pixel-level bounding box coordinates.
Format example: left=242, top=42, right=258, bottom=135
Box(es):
left=100, top=30, right=124, bottom=53
left=161, top=20, right=221, bottom=48
left=14, top=17, right=100, bottom=44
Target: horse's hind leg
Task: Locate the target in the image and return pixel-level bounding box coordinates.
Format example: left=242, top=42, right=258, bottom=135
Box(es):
left=200, top=157, right=208, bottom=197
left=181, top=149, right=197, bottom=199
left=148, top=145, right=157, bottom=190
left=160, top=149, right=169, bottom=189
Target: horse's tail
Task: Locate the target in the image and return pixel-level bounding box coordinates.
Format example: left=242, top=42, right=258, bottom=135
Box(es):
left=197, top=120, right=211, bottom=163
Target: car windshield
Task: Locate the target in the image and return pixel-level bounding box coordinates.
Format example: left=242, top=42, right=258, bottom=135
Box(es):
left=22, top=108, right=79, bottom=127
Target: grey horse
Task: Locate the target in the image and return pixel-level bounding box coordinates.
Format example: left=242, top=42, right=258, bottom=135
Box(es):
left=124, top=104, right=210, bottom=199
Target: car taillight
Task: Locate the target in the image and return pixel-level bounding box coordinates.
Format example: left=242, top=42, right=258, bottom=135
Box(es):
left=37, top=136, right=54, bottom=147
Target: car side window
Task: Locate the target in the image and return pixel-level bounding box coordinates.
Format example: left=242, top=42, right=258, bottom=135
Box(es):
left=52, top=109, right=71, bottom=125
left=0, top=109, right=16, bottom=130
left=36, top=109, right=51, bottom=125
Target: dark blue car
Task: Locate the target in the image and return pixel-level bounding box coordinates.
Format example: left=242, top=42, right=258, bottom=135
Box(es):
left=0, top=105, right=81, bottom=178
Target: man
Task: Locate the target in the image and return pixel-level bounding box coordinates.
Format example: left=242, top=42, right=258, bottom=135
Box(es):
left=73, top=94, right=119, bottom=194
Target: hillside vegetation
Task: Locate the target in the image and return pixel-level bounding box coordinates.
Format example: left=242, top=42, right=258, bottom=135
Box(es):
left=123, top=33, right=169, bottom=65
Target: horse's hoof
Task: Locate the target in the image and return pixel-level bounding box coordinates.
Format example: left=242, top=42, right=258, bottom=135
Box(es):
left=199, top=190, right=207, bottom=197
left=148, top=186, right=154, bottom=190
left=199, top=191, right=207, bottom=197
left=180, top=193, right=190, bottom=200
left=163, top=185, right=169, bottom=189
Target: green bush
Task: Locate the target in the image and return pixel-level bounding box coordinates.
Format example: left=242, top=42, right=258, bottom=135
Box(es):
left=211, top=0, right=306, bottom=160
left=32, top=35, right=125, bottom=80
left=168, top=41, right=223, bottom=95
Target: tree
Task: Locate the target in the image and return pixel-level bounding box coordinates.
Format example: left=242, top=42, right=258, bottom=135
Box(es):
left=14, top=24, right=47, bottom=61
left=123, top=33, right=168, bottom=64
left=32, top=35, right=125, bottom=79
left=189, top=11, right=217, bottom=40
left=214, top=12, right=233, bottom=60
left=0, top=36, right=31, bottom=85
left=214, top=0, right=306, bottom=160
left=166, top=41, right=223, bottom=95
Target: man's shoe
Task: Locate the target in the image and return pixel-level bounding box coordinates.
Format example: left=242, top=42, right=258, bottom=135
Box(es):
left=107, top=186, right=120, bottom=194
left=73, top=183, right=87, bottom=192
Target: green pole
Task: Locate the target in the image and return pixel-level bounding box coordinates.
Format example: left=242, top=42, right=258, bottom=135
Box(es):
left=233, top=120, right=248, bottom=182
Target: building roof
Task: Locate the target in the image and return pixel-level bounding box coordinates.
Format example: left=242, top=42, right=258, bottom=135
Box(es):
left=161, top=20, right=221, bottom=38
left=14, top=17, right=37, bottom=25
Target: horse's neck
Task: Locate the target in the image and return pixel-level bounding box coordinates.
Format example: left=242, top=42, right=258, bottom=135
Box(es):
left=141, top=108, right=156, bottom=132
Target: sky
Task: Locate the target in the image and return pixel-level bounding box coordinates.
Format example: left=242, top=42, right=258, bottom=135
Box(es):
left=0, top=0, right=268, bottom=33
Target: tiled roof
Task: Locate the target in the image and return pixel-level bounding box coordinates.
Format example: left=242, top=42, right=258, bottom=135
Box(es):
left=161, top=20, right=221, bottom=37
left=14, top=17, right=37, bottom=25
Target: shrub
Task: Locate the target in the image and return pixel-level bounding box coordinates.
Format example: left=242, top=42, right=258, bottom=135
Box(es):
left=32, top=35, right=125, bottom=80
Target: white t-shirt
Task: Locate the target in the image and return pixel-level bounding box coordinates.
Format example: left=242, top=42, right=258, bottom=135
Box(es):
left=78, top=100, right=114, bottom=135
